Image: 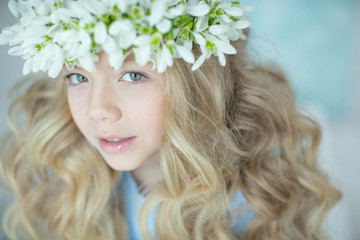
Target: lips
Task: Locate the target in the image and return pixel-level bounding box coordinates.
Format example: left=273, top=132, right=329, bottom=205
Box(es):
left=98, top=136, right=136, bottom=154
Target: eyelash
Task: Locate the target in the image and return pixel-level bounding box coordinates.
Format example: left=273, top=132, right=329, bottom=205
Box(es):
left=65, top=73, right=89, bottom=86
left=64, top=71, right=147, bottom=86
left=121, top=71, right=147, bottom=85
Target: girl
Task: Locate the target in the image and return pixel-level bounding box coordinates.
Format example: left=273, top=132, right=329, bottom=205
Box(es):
left=0, top=0, right=340, bottom=239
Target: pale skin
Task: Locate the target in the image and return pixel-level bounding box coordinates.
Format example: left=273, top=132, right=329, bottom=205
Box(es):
left=64, top=51, right=166, bottom=187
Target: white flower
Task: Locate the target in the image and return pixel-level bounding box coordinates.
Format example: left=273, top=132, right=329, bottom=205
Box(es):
left=233, top=20, right=250, bottom=30
left=79, top=0, right=108, bottom=17
left=224, top=7, right=243, bottom=17
left=192, top=32, right=206, bottom=46
left=8, top=0, right=20, bottom=19
left=0, top=27, right=14, bottom=45
left=48, top=60, right=64, bottom=78
left=23, top=57, right=34, bottom=75
left=78, top=54, right=97, bottom=72
left=0, top=0, right=251, bottom=77
left=156, top=19, right=172, bottom=34
left=50, top=8, right=74, bottom=24
left=157, top=45, right=173, bottom=73
left=109, top=20, right=136, bottom=49
left=175, top=44, right=195, bottom=64
left=205, top=33, right=236, bottom=55
left=164, top=3, right=185, bottom=19
left=149, top=0, right=167, bottom=26
left=94, top=22, right=108, bottom=45
left=133, top=35, right=152, bottom=66
left=8, top=46, right=23, bottom=56
left=216, top=48, right=226, bottom=66
left=36, top=2, right=51, bottom=16
left=109, top=51, right=127, bottom=70
left=195, top=16, right=208, bottom=32
left=32, top=43, right=65, bottom=78
left=102, top=37, right=118, bottom=54
left=186, top=0, right=210, bottom=17
left=116, top=0, right=140, bottom=12
left=209, top=25, right=227, bottom=36
left=191, top=45, right=211, bottom=71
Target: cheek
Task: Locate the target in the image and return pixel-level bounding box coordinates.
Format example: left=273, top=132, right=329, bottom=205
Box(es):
left=67, top=88, right=88, bottom=132
left=127, top=91, right=165, bottom=136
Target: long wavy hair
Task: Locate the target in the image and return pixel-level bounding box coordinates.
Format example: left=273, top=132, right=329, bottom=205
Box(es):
left=0, top=35, right=340, bottom=239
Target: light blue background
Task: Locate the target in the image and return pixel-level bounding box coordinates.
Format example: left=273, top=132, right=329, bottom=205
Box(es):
left=247, top=0, right=358, bottom=119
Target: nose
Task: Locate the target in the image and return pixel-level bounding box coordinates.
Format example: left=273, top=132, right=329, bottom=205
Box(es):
left=87, top=82, right=121, bottom=122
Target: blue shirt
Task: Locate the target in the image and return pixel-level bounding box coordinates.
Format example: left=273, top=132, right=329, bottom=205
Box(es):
left=118, top=172, right=253, bottom=240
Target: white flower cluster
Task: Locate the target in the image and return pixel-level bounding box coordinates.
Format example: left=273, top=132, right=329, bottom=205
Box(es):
left=0, top=0, right=251, bottom=78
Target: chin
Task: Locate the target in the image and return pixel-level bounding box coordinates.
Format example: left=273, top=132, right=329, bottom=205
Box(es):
left=103, top=157, right=143, bottom=172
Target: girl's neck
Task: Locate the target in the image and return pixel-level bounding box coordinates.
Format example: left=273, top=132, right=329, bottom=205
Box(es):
left=130, top=153, right=162, bottom=189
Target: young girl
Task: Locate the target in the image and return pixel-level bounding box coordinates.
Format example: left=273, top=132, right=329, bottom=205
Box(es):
left=0, top=0, right=340, bottom=239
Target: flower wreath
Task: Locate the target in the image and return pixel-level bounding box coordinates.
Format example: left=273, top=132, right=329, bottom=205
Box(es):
left=0, top=0, right=251, bottom=78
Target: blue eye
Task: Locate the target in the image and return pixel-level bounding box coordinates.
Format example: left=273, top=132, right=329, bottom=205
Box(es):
left=122, top=72, right=145, bottom=82
left=66, top=74, right=88, bottom=85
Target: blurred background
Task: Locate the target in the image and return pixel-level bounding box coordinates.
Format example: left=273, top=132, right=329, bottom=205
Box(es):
left=0, top=0, right=359, bottom=239
left=246, top=1, right=360, bottom=239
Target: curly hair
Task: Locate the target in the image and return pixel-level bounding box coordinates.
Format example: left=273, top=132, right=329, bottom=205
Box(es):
left=0, top=36, right=340, bottom=239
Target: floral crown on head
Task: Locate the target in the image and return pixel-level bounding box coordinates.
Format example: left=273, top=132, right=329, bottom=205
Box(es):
left=0, top=0, right=251, bottom=78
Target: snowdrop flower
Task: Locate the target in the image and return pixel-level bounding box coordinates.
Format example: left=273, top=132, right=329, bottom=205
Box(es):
left=0, top=0, right=251, bottom=77
left=8, top=0, right=20, bottom=18
left=109, top=20, right=137, bottom=49
left=133, top=35, right=152, bottom=66
left=186, top=0, right=211, bottom=17
left=94, top=22, right=108, bottom=45
left=157, top=44, right=173, bottom=73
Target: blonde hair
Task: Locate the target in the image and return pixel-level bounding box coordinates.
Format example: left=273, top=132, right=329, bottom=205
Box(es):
left=1, top=37, right=340, bottom=240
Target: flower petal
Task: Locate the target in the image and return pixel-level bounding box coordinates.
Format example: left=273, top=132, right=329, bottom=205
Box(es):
left=94, top=22, right=107, bottom=44
left=209, top=25, right=226, bottom=36
left=134, top=45, right=151, bottom=66
left=8, top=0, right=20, bottom=19
left=48, top=60, right=64, bottom=78
left=192, top=32, right=206, bottom=46
left=36, top=2, right=51, bottom=16
left=195, top=16, right=208, bottom=32
left=220, top=14, right=232, bottom=23
left=82, top=0, right=108, bottom=16
left=78, top=55, right=96, bottom=72
left=175, top=44, right=195, bottom=63
left=109, top=20, right=125, bottom=36
left=0, top=33, right=11, bottom=45
left=214, top=39, right=236, bottom=54
left=156, top=19, right=172, bottom=34
left=23, top=58, right=34, bottom=75
left=109, top=52, right=126, bottom=70
left=164, top=4, right=185, bottom=19
left=149, top=0, right=167, bottom=25
left=191, top=54, right=206, bottom=71
left=8, top=46, right=23, bottom=56
left=216, top=49, right=226, bottom=66
left=187, top=2, right=210, bottom=17
left=224, top=7, right=243, bottom=17
left=134, top=35, right=152, bottom=46
left=103, top=37, right=118, bottom=53
left=157, top=46, right=173, bottom=73
left=233, top=20, right=250, bottom=29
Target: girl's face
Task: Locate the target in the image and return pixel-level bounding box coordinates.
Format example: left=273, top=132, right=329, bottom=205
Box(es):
left=64, top=52, right=166, bottom=174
